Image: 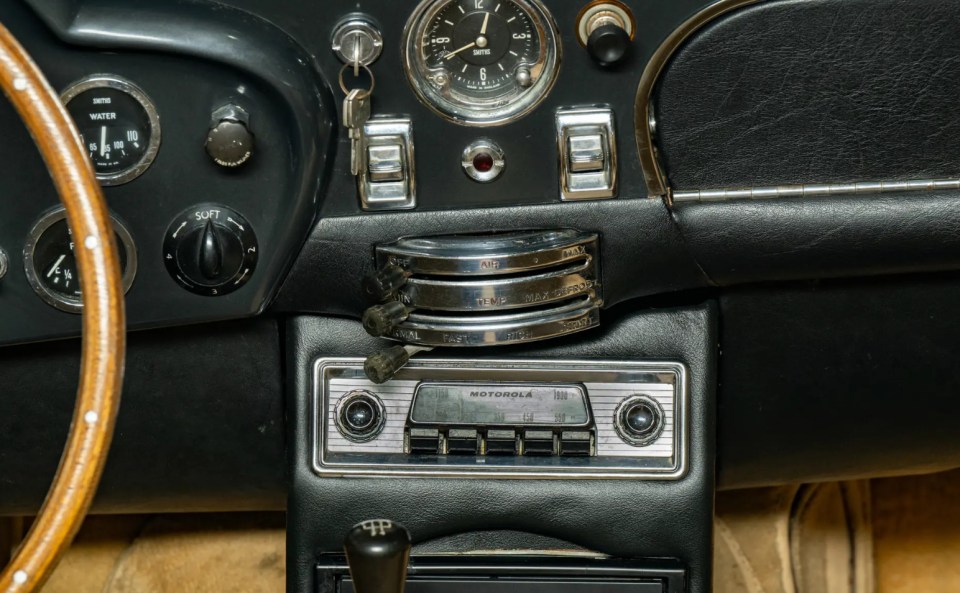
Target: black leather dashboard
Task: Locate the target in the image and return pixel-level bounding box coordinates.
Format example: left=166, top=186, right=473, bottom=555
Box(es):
left=0, top=0, right=959, bottom=555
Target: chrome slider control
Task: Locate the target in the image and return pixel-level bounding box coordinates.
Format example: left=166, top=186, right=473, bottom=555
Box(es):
left=557, top=107, right=618, bottom=200
left=362, top=230, right=602, bottom=351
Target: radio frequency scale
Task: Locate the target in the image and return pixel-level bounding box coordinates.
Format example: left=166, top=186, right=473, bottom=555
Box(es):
left=313, top=358, right=688, bottom=479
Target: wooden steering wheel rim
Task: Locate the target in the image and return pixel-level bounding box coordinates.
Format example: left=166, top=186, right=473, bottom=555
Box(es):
left=0, top=22, right=126, bottom=593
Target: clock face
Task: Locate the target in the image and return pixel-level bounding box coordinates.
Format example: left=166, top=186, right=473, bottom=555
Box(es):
left=422, top=0, right=540, bottom=95
left=404, top=0, right=560, bottom=126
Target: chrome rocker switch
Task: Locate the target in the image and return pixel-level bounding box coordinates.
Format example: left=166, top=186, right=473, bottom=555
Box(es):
left=557, top=107, right=618, bottom=201
left=360, top=117, right=416, bottom=211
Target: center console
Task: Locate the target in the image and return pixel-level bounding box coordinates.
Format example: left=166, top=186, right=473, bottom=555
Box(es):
left=287, top=303, right=717, bottom=593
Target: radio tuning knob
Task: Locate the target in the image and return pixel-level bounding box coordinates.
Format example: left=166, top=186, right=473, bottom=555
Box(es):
left=205, top=104, right=255, bottom=168
left=0, top=247, right=8, bottom=281
left=614, top=395, right=665, bottom=446
left=335, top=390, right=386, bottom=441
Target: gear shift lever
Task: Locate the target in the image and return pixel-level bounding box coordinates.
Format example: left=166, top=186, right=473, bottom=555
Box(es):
left=344, top=519, right=412, bottom=593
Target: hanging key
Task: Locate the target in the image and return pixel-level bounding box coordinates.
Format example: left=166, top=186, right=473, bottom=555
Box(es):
left=343, top=88, right=371, bottom=177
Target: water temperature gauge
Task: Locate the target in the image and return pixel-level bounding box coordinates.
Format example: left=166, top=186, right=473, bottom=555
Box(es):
left=62, top=75, right=162, bottom=186
left=23, top=208, right=138, bottom=313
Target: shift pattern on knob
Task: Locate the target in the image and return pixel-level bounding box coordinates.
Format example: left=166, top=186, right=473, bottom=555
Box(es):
left=344, top=519, right=411, bottom=593
left=163, top=204, right=258, bottom=296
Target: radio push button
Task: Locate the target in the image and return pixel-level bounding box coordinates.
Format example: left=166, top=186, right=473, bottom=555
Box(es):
left=559, top=431, right=593, bottom=456
left=446, top=429, right=480, bottom=455
left=485, top=430, right=519, bottom=455
left=407, top=428, right=441, bottom=455
left=522, top=430, right=557, bottom=456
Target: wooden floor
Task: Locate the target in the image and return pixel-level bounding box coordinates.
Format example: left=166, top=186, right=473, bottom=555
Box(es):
left=2, top=469, right=959, bottom=592
left=873, top=470, right=960, bottom=592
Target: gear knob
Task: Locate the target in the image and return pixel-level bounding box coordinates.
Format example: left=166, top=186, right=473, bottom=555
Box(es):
left=344, top=519, right=412, bottom=593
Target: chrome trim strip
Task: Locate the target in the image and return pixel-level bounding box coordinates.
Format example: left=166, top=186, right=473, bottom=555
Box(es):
left=312, top=357, right=689, bottom=480
left=377, top=230, right=599, bottom=277
left=398, top=261, right=598, bottom=311
left=386, top=300, right=601, bottom=346
left=672, top=177, right=960, bottom=203
left=634, top=0, right=764, bottom=200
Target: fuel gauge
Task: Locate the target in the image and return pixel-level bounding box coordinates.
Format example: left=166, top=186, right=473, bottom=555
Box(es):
left=62, top=75, right=161, bottom=186
left=24, top=208, right=138, bottom=313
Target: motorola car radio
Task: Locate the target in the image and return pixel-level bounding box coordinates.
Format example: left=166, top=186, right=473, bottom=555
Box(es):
left=313, top=358, right=688, bottom=479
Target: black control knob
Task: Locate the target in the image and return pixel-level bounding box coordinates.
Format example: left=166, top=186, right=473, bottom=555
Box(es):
left=343, top=520, right=411, bottom=593
left=163, top=204, right=258, bottom=296
left=362, top=264, right=409, bottom=303
left=587, top=23, right=631, bottom=66
left=205, top=105, right=254, bottom=168
left=363, top=301, right=411, bottom=337
left=335, top=390, right=386, bottom=441
left=614, top=395, right=664, bottom=446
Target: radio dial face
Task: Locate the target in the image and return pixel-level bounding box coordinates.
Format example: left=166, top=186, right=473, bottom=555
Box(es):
left=403, top=0, right=561, bottom=126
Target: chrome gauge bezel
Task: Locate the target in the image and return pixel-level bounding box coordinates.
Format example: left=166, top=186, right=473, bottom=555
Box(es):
left=61, top=75, right=162, bottom=186
left=402, top=0, right=561, bottom=127
left=23, top=208, right=138, bottom=314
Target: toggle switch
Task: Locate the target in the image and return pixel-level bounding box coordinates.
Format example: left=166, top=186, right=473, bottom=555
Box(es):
left=568, top=133, right=606, bottom=173
left=557, top=107, right=618, bottom=201
left=368, top=144, right=405, bottom=183
left=360, top=118, right=417, bottom=211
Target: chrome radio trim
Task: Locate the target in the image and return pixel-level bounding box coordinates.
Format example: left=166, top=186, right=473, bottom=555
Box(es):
left=312, top=357, right=689, bottom=480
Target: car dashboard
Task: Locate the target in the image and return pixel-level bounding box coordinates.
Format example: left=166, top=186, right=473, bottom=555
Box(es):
left=2, top=1, right=960, bottom=593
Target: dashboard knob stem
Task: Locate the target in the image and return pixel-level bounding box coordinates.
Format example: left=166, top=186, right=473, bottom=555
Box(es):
left=362, top=264, right=410, bottom=303
left=364, top=345, right=432, bottom=384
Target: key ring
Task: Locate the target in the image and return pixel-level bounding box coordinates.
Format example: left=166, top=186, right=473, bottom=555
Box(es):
left=339, top=63, right=375, bottom=99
